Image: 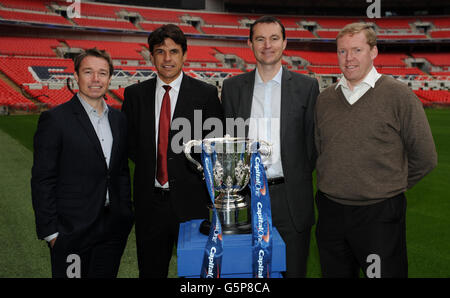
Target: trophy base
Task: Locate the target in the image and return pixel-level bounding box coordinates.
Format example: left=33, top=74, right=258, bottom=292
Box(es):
left=199, top=219, right=251, bottom=235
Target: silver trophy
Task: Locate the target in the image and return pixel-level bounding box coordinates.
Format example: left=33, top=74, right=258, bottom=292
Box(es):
left=184, top=135, right=271, bottom=235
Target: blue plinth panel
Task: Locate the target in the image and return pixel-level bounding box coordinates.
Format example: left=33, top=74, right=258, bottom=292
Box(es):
left=177, top=219, right=286, bottom=278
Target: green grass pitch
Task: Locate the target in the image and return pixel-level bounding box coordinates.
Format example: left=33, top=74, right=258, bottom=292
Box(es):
left=0, top=109, right=449, bottom=277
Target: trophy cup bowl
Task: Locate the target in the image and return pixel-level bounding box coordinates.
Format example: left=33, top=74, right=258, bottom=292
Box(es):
left=184, top=135, right=271, bottom=235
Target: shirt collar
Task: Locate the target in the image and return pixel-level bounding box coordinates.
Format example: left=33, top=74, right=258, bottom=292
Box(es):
left=77, top=93, right=108, bottom=116
left=255, top=66, right=283, bottom=86
left=156, top=71, right=183, bottom=92
left=336, top=66, right=380, bottom=90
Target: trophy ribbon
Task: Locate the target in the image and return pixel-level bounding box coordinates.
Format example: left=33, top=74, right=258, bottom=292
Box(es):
left=250, top=147, right=273, bottom=278
left=200, top=143, right=223, bottom=278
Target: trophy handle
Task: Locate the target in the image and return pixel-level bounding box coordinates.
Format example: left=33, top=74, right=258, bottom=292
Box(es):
left=249, top=140, right=272, bottom=157
left=183, top=140, right=203, bottom=172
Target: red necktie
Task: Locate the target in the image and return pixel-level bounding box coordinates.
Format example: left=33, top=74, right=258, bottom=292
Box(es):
left=156, top=85, right=171, bottom=186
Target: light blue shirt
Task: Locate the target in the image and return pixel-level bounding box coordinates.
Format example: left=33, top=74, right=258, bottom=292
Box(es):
left=248, top=67, right=284, bottom=179
left=77, top=93, right=113, bottom=176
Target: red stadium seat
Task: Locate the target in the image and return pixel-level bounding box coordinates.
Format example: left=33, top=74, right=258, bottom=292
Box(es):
left=71, top=18, right=139, bottom=31
left=0, top=37, right=60, bottom=57
left=0, top=2, right=448, bottom=111
left=0, top=78, right=36, bottom=109
left=0, top=10, right=71, bottom=26
left=0, top=0, right=48, bottom=12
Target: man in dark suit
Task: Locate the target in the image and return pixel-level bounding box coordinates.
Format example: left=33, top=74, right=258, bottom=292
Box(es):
left=122, top=24, right=223, bottom=278
left=221, top=16, right=319, bottom=277
left=31, top=48, right=134, bottom=278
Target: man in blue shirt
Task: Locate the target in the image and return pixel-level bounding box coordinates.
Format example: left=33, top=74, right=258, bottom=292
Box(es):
left=31, top=48, right=134, bottom=278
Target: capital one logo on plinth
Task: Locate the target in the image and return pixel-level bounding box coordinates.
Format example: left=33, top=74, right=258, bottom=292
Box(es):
left=66, top=0, right=81, bottom=19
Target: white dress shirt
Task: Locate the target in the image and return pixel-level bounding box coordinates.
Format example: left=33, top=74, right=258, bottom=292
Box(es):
left=248, top=67, right=284, bottom=179
left=154, top=72, right=183, bottom=188
left=336, top=66, right=382, bottom=105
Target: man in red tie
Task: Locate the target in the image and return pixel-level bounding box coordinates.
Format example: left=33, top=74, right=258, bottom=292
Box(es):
left=122, top=24, right=223, bottom=278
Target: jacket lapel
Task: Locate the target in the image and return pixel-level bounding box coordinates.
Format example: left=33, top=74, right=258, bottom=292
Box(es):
left=70, top=96, right=105, bottom=163
left=237, top=70, right=255, bottom=137
left=147, top=78, right=157, bottom=155
left=108, top=108, right=120, bottom=170
left=172, top=73, right=191, bottom=122
left=280, top=67, right=292, bottom=154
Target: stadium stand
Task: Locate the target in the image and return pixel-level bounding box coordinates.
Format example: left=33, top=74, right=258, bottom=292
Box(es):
left=64, top=39, right=145, bottom=60
left=284, top=50, right=337, bottom=66
left=77, top=2, right=122, bottom=18
left=285, top=29, right=317, bottom=39
left=0, top=10, right=71, bottom=26
left=370, top=17, right=414, bottom=29
left=415, top=90, right=450, bottom=104
left=129, top=7, right=184, bottom=23
left=213, top=46, right=257, bottom=64
left=374, top=53, right=409, bottom=67
left=0, top=0, right=448, bottom=113
left=0, top=75, right=36, bottom=111
left=71, top=17, right=139, bottom=31
left=202, top=26, right=249, bottom=37
left=304, top=17, right=362, bottom=29
left=188, top=11, right=241, bottom=26
left=421, top=16, right=450, bottom=28
left=0, top=36, right=60, bottom=57
left=430, top=30, right=450, bottom=39
left=185, top=45, right=221, bottom=63
left=412, top=53, right=450, bottom=66
left=0, top=0, right=49, bottom=12
left=316, top=30, right=339, bottom=39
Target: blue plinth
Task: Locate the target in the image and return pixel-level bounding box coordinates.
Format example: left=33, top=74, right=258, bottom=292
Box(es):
left=177, top=219, right=286, bottom=278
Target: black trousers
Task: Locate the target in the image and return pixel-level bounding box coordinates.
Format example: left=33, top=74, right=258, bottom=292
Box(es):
left=315, top=190, right=408, bottom=278
left=49, top=207, right=129, bottom=278
left=269, top=183, right=311, bottom=278
left=135, top=190, right=179, bottom=278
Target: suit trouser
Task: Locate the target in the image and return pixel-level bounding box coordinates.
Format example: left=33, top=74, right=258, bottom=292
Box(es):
left=49, top=206, right=128, bottom=278
left=315, top=190, right=408, bottom=278
left=135, top=189, right=179, bottom=278
left=269, top=183, right=312, bottom=278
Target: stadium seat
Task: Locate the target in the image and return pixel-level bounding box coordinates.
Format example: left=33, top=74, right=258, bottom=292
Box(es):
left=0, top=10, right=71, bottom=26
left=0, top=2, right=447, bottom=111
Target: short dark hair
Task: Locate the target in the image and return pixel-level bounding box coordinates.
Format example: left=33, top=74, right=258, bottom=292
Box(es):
left=148, top=24, right=187, bottom=54
left=74, top=48, right=114, bottom=77
left=249, top=16, right=286, bottom=41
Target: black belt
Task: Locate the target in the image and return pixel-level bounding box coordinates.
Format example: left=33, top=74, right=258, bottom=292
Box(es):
left=153, top=187, right=170, bottom=195
left=267, top=177, right=285, bottom=186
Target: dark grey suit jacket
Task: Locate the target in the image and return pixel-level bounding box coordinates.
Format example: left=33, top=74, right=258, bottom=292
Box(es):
left=221, top=67, right=319, bottom=232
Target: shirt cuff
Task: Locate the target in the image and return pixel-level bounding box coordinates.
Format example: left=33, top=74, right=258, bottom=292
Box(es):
left=44, top=232, right=59, bottom=242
